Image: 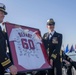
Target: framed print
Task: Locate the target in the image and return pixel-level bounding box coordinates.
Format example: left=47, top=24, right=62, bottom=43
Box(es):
left=5, top=22, right=51, bottom=72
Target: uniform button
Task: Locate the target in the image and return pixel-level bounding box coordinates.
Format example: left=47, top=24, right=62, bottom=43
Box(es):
left=5, top=58, right=7, bottom=60
left=48, top=48, right=49, bottom=50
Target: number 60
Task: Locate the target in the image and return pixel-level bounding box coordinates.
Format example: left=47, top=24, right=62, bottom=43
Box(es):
left=21, top=39, right=35, bottom=50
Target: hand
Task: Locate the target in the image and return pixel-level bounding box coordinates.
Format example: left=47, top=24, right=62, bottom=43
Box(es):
left=63, top=59, right=70, bottom=65
left=9, top=65, right=18, bottom=75
left=50, top=59, right=53, bottom=66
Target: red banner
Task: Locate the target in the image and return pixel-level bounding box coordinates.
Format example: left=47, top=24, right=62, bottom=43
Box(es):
left=5, top=22, right=51, bottom=72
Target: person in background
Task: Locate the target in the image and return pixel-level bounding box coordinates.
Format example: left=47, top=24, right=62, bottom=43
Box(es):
left=42, top=18, right=62, bottom=75
left=0, top=3, right=18, bottom=75
left=62, top=50, right=76, bottom=75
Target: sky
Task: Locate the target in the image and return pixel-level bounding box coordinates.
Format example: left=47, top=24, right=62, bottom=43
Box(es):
left=1, top=0, right=76, bottom=49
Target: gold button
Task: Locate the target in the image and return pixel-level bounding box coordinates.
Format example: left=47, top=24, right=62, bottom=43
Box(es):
left=48, top=48, right=49, bottom=50
left=5, top=58, right=7, bottom=60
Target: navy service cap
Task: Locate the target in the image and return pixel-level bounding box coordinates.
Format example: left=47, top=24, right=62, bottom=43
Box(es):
left=47, top=18, right=55, bottom=25
left=0, top=3, right=7, bottom=15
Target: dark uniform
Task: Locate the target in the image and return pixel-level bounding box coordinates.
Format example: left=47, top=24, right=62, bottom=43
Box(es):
left=0, top=26, right=13, bottom=75
left=0, top=3, right=16, bottom=75
left=42, top=18, right=62, bottom=75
